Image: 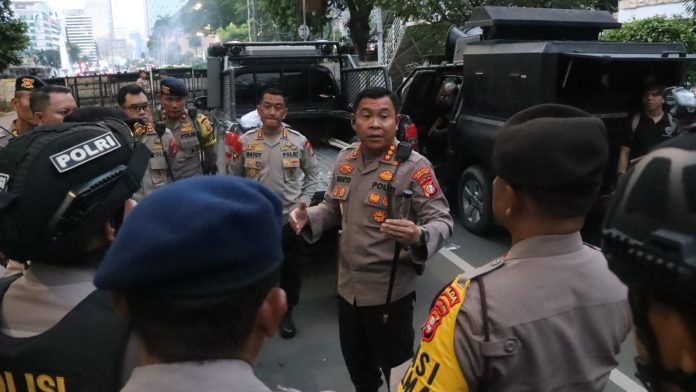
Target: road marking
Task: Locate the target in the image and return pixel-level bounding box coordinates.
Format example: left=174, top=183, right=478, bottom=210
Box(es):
left=438, top=248, right=476, bottom=271
left=610, top=369, right=647, bottom=392
left=437, top=248, right=644, bottom=392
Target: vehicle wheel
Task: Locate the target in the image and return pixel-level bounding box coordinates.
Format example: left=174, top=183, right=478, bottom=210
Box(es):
left=457, top=166, right=493, bottom=235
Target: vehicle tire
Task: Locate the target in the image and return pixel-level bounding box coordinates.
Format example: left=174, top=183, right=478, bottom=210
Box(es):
left=457, top=166, right=493, bottom=235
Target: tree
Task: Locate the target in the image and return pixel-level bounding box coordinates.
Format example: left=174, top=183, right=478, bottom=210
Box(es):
left=35, top=49, right=61, bottom=67
left=66, top=41, right=81, bottom=64
left=602, top=16, right=696, bottom=53
left=218, top=22, right=251, bottom=42
left=0, top=0, right=30, bottom=72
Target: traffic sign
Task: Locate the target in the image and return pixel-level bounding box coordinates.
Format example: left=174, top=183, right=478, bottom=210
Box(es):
left=298, top=24, right=310, bottom=40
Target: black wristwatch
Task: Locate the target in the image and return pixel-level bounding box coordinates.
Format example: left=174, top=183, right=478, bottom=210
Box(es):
left=419, top=226, right=430, bottom=245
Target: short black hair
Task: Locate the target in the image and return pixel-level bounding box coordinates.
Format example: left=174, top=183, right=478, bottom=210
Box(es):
left=124, top=270, right=280, bottom=362
left=64, top=106, right=128, bottom=122
left=258, top=87, right=286, bottom=105
left=352, top=86, right=397, bottom=112
left=515, top=184, right=600, bottom=219
left=30, top=85, right=73, bottom=113
left=642, top=82, right=665, bottom=95
left=117, top=84, right=147, bottom=106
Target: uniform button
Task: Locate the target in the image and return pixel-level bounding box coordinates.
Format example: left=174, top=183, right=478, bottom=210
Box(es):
left=504, top=339, right=516, bottom=353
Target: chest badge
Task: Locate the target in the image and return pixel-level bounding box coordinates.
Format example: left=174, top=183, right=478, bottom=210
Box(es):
left=379, top=170, right=394, bottom=182
left=369, top=192, right=380, bottom=204
left=339, top=164, right=354, bottom=174
left=373, top=210, right=386, bottom=223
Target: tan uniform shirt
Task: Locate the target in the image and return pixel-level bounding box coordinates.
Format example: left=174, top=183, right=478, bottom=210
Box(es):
left=411, top=233, right=630, bottom=391
left=131, top=122, right=176, bottom=201
left=305, top=142, right=453, bottom=306
left=121, top=360, right=271, bottom=392
left=228, top=127, right=320, bottom=223
left=165, top=112, right=216, bottom=180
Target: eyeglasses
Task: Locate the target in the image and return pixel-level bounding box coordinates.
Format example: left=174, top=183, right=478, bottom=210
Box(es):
left=125, top=103, right=150, bottom=113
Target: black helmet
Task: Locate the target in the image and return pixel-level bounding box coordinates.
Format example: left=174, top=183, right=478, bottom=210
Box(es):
left=0, top=119, right=150, bottom=262
left=602, top=133, right=696, bottom=303
left=602, top=132, right=696, bottom=391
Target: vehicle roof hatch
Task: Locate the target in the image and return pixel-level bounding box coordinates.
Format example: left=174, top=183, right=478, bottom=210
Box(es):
left=464, top=6, right=621, bottom=41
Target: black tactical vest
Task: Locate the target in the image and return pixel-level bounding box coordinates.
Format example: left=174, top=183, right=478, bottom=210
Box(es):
left=0, top=275, right=129, bottom=392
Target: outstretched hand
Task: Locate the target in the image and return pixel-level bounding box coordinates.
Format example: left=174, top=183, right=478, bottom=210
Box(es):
left=289, top=202, right=308, bottom=235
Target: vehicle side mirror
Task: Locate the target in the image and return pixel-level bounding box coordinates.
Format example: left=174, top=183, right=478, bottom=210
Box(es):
left=194, top=96, right=208, bottom=110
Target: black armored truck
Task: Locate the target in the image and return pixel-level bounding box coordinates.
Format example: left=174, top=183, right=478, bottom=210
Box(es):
left=397, top=6, right=695, bottom=234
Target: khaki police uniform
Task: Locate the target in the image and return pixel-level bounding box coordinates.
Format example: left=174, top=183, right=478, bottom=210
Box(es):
left=228, top=126, right=320, bottom=310
left=304, top=141, right=453, bottom=390
left=164, top=112, right=216, bottom=180
left=399, top=233, right=631, bottom=392
left=131, top=122, right=176, bottom=201
left=120, top=360, right=271, bottom=392
left=0, top=123, right=18, bottom=149
left=228, top=127, right=320, bottom=222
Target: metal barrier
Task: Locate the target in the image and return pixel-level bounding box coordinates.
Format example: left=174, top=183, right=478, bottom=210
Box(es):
left=42, top=68, right=208, bottom=108
left=341, top=66, right=391, bottom=108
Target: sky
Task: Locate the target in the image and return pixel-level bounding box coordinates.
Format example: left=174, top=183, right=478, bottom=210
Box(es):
left=47, top=0, right=148, bottom=37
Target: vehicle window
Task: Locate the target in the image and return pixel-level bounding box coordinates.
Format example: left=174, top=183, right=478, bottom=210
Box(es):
left=310, top=69, right=337, bottom=104
left=283, top=71, right=308, bottom=105
left=235, top=72, right=255, bottom=107
left=256, top=72, right=281, bottom=101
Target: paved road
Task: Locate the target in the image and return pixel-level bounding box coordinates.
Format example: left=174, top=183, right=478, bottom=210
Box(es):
left=255, top=145, right=645, bottom=392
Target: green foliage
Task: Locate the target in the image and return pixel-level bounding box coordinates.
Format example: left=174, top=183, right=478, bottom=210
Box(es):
left=259, top=0, right=332, bottom=40
left=35, top=49, right=61, bottom=67
left=0, top=0, right=30, bottom=72
left=602, top=16, right=696, bottom=53
left=377, top=0, right=615, bottom=26
left=217, top=22, right=250, bottom=41
left=66, top=42, right=81, bottom=64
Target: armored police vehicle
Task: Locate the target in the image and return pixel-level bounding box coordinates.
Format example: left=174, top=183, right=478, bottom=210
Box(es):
left=397, top=6, right=695, bottom=234
left=200, top=41, right=390, bottom=144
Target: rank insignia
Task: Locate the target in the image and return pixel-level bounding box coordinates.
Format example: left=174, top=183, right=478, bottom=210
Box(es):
left=383, top=144, right=396, bottom=161
left=348, top=148, right=359, bottom=160
left=21, top=77, right=35, bottom=89
left=369, top=192, right=380, bottom=204
left=132, top=122, right=147, bottom=138
left=256, top=129, right=264, bottom=139
left=282, top=128, right=288, bottom=138
left=339, top=164, right=354, bottom=174
left=379, top=170, right=394, bottom=182
left=332, top=185, right=347, bottom=198
left=373, top=210, right=386, bottom=223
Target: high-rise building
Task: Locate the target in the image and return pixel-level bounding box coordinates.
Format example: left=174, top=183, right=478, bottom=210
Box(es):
left=10, top=0, right=63, bottom=53
left=64, top=9, right=97, bottom=63
left=129, top=31, right=145, bottom=60
left=618, top=0, right=686, bottom=21
left=84, top=0, right=114, bottom=39
left=145, top=0, right=186, bottom=35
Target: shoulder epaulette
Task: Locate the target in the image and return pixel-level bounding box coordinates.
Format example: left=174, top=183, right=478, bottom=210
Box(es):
left=461, top=257, right=505, bottom=281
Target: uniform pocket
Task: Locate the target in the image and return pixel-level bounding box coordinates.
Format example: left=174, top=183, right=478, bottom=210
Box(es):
left=244, top=158, right=263, bottom=178
left=282, top=158, right=301, bottom=182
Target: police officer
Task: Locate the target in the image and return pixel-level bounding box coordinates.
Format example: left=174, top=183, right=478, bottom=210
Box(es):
left=228, top=87, right=320, bottom=338
left=30, top=85, right=77, bottom=126
left=603, top=131, right=696, bottom=392
left=0, top=120, right=150, bottom=391
left=397, top=104, right=631, bottom=391
left=159, top=77, right=216, bottom=179
left=290, top=86, right=453, bottom=392
left=0, top=75, right=46, bottom=148
left=118, top=83, right=176, bottom=200
left=94, top=177, right=288, bottom=392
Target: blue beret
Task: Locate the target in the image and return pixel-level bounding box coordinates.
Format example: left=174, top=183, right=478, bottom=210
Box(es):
left=160, top=77, right=187, bottom=97
left=94, top=176, right=283, bottom=297
left=15, top=75, right=46, bottom=92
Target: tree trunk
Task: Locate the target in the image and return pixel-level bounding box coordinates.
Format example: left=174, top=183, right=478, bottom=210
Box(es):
left=346, top=0, right=375, bottom=61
